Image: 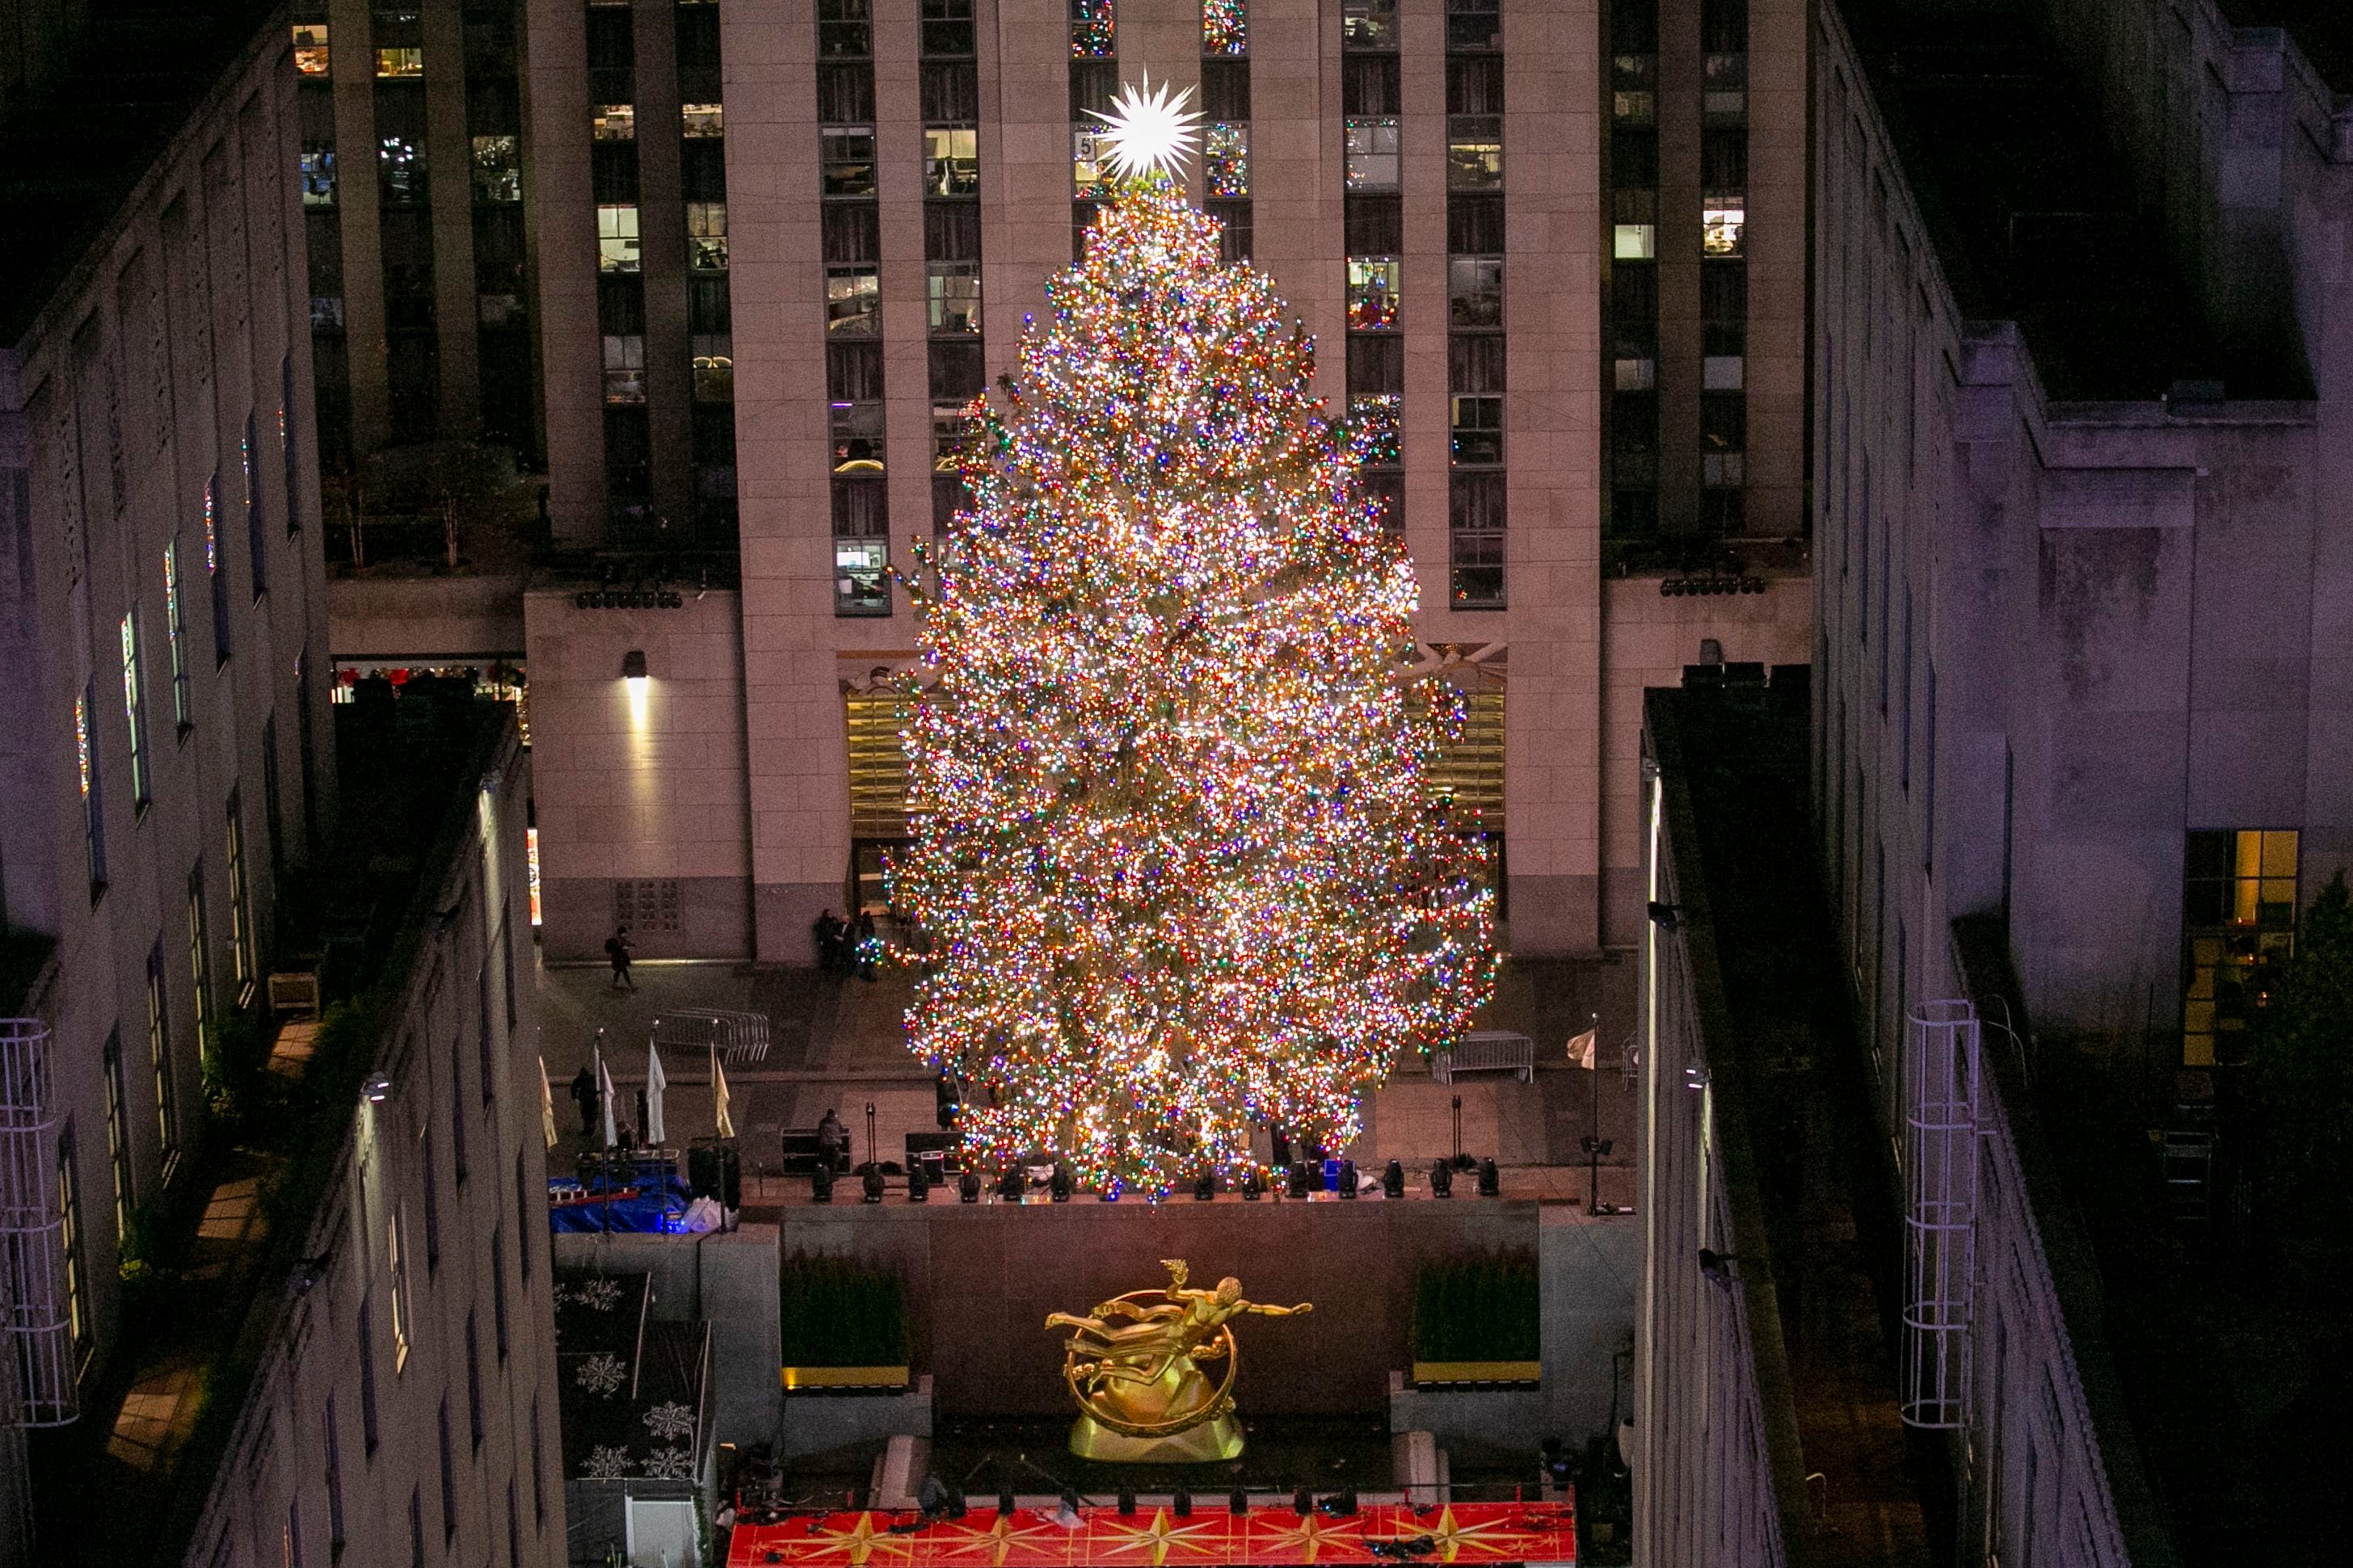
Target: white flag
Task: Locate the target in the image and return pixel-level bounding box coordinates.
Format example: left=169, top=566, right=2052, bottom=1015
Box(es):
left=713, top=1056, right=735, bottom=1140
left=537, top=1054, right=558, bottom=1150
left=1568, top=1028, right=1597, bottom=1071
left=597, top=1046, right=618, bottom=1150
left=644, top=1040, right=669, bottom=1147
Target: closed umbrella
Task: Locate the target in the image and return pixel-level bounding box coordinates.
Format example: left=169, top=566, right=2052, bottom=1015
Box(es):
left=537, top=1055, right=558, bottom=1150
left=596, top=1043, right=618, bottom=1150
left=713, top=1050, right=735, bottom=1140
left=644, top=1039, right=669, bottom=1147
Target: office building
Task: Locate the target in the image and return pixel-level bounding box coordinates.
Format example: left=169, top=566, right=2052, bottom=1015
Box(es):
left=526, top=0, right=1814, bottom=964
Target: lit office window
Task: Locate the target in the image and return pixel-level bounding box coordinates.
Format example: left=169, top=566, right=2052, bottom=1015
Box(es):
left=121, top=612, right=150, bottom=809
left=682, top=103, right=723, bottom=137
left=928, top=263, right=981, bottom=334
left=1614, top=191, right=1658, bottom=259
left=2182, top=830, right=2299, bottom=1066
left=822, top=125, right=878, bottom=195
left=688, top=201, right=729, bottom=270
left=923, top=126, right=979, bottom=195
left=1449, top=255, right=1503, bottom=329
left=473, top=136, right=521, bottom=203
left=830, top=401, right=887, bottom=473
left=692, top=335, right=734, bottom=402
left=375, top=47, right=423, bottom=78
left=301, top=149, right=336, bottom=207
left=1446, top=117, right=1503, bottom=191
left=592, top=103, right=636, bottom=141
left=1703, top=195, right=1745, bottom=255
left=1344, top=119, right=1400, bottom=191
left=293, top=23, right=330, bottom=75
left=602, top=335, right=646, bottom=404
left=826, top=267, right=881, bottom=335
left=596, top=204, right=641, bottom=271
left=1072, top=128, right=1118, bottom=198
left=1345, top=257, right=1400, bottom=331
left=1341, top=0, right=1398, bottom=50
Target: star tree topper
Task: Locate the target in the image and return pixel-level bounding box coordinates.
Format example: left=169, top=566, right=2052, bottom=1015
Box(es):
left=1085, top=74, right=1206, bottom=183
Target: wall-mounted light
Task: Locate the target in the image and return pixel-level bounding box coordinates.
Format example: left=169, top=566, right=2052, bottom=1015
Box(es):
left=621, top=649, right=648, bottom=679
left=622, top=649, right=650, bottom=729
left=364, top=1074, right=393, bottom=1103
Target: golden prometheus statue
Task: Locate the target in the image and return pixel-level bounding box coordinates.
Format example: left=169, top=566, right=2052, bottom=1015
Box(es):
left=1045, top=1259, right=1311, bottom=1463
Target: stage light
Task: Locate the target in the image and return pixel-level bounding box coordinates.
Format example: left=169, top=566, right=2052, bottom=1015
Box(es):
left=998, top=1167, right=1025, bottom=1201
left=1429, top=1160, right=1453, bottom=1199
left=1050, top=1164, right=1073, bottom=1202
left=959, top=1170, right=982, bottom=1204
left=1338, top=1159, right=1359, bottom=1199
left=1382, top=1159, right=1405, bottom=1200
left=862, top=1167, right=886, bottom=1204
left=1477, top=1158, right=1500, bottom=1197
left=999, top=1489, right=1017, bottom=1517
left=1117, top=1490, right=1136, bottom=1517
left=811, top=1163, right=835, bottom=1203
left=1240, top=1166, right=1264, bottom=1201
left=907, top=1163, right=930, bottom=1202
left=364, top=1074, right=392, bottom=1103
left=1173, top=1490, right=1192, bottom=1519
left=1193, top=1171, right=1217, bottom=1201
left=1229, top=1487, right=1248, bottom=1516
left=1293, top=1488, right=1312, bottom=1518
left=1286, top=1162, right=1311, bottom=1199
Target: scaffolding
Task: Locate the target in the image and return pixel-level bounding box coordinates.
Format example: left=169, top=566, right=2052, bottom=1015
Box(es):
left=1900, top=998, right=1979, bottom=1430
left=1, top=1017, right=76, bottom=1427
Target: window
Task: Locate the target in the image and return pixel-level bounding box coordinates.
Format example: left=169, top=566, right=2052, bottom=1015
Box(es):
left=682, top=102, right=723, bottom=137
left=1613, top=51, right=1656, bottom=124
left=1614, top=190, right=1658, bottom=259
left=1210, top=199, right=1252, bottom=264
left=1449, top=255, right=1503, bottom=330
left=1703, top=194, right=1745, bottom=255
left=596, top=204, right=640, bottom=271
left=1348, top=394, right=1402, bottom=469
left=358, top=1303, right=381, bottom=1452
left=819, top=0, right=873, bottom=57
left=1702, top=393, right=1745, bottom=488
left=244, top=413, right=268, bottom=597
left=687, top=200, right=728, bottom=270
left=1205, top=0, right=1247, bottom=54
left=826, top=267, right=881, bottom=335
left=1342, top=0, right=1399, bottom=50
left=161, top=540, right=192, bottom=731
left=592, top=103, right=635, bottom=140
left=419, top=1126, right=441, bottom=1274
left=1071, top=0, right=1115, bottom=57
left=1450, top=394, right=1504, bottom=466
left=146, top=944, right=179, bottom=1178
left=1704, top=49, right=1749, bottom=121
left=59, top=1126, right=87, bottom=1357
left=293, top=23, right=329, bottom=74
left=1346, top=256, right=1400, bottom=331
left=923, top=0, right=976, bottom=57
left=490, top=1226, right=510, bottom=1360
left=923, top=126, right=978, bottom=195
left=1345, top=119, right=1400, bottom=191
left=2183, top=830, right=2300, bottom=1066
left=472, top=136, right=520, bottom=203
left=1447, top=0, right=1501, bottom=50
left=693, top=334, right=733, bottom=401
left=119, top=612, right=150, bottom=809
left=285, top=1499, right=303, bottom=1568
left=1446, top=117, right=1503, bottom=191
left=375, top=47, right=423, bottom=78
left=187, top=866, right=211, bottom=1039
left=325, top=1396, right=347, bottom=1553
left=931, top=402, right=974, bottom=471
left=465, top=1314, right=485, bottom=1448
left=388, top=1203, right=413, bottom=1372
left=103, top=1031, right=132, bottom=1243
left=1450, top=473, right=1506, bottom=607
left=602, top=334, right=646, bottom=404
left=301, top=149, right=337, bottom=208
left=926, top=263, right=980, bottom=335
left=378, top=133, right=425, bottom=203
left=75, top=687, right=106, bottom=898
left=281, top=356, right=301, bottom=536
left=1072, top=128, right=1117, bottom=198
left=312, top=296, right=345, bottom=330
left=204, top=473, right=230, bottom=664
left=226, top=790, right=255, bottom=1001
left=1205, top=123, right=1248, bottom=196
left=409, top=1486, right=425, bottom=1568
left=822, top=125, right=878, bottom=195
left=834, top=481, right=890, bottom=616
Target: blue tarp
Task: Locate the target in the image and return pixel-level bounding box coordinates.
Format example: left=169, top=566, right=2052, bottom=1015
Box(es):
left=547, top=1171, right=692, bottom=1233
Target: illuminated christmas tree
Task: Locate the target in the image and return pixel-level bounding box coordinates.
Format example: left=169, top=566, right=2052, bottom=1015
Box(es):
left=892, top=81, right=1497, bottom=1196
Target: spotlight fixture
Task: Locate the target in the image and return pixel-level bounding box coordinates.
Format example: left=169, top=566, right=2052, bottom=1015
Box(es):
left=1382, top=1159, right=1406, bottom=1200
left=959, top=1170, right=982, bottom=1204
left=1286, top=1161, right=1311, bottom=1200
left=1229, top=1487, right=1248, bottom=1516
left=364, top=1074, right=393, bottom=1103
left=1240, top=1165, right=1265, bottom=1201
left=621, top=649, right=648, bottom=679
left=1193, top=1171, right=1217, bottom=1202
left=1647, top=901, right=1682, bottom=933
left=1172, top=1490, right=1192, bottom=1519
left=907, top=1163, right=930, bottom=1203
left=1049, top=1164, right=1073, bottom=1202
left=1293, top=1488, right=1313, bottom=1518
left=1429, top=1160, right=1454, bottom=1199
left=1476, top=1158, right=1501, bottom=1197
left=997, top=1167, right=1025, bottom=1201
left=1337, top=1159, right=1359, bottom=1199
left=861, top=1167, right=886, bottom=1204
left=811, top=1163, right=836, bottom=1203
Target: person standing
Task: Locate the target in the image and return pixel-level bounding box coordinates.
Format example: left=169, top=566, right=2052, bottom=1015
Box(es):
left=816, top=1107, right=848, bottom=1173
left=853, top=911, right=879, bottom=982
left=605, top=924, right=636, bottom=991
left=569, top=1065, right=601, bottom=1138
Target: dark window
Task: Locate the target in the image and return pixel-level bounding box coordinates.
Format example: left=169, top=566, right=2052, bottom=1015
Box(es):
left=438, top=1398, right=457, bottom=1538
left=818, top=65, right=873, bottom=122
left=1345, top=195, right=1402, bottom=255
left=1449, top=334, right=1505, bottom=393
left=506, top=1484, right=521, bottom=1568
left=325, top=1396, right=347, bottom=1555
left=928, top=340, right=985, bottom=401
left=359, top=1304, right=381, bottom=1455
left=1202, top=58, right=1249, bottom=120
left=921, top=61, right=978, bottom=121
left=465, top=1314, right=485, bottom=1448
left=530, top=1398, right=545, bottom=1524
left=823, top=204, right=880, bottom=264
left=1342, top=55, right=1399, bottom=116
left=448, top=1035, right=469, bottom=1183
left=208, top=473, right=232, bottom=664
left=921, top=0, right=976, bottom=57
left=1447, top=195, right=1504, bottom=253
left=1346, top=335, right=1403, bottom=394
left=819, top=0, right=873, bottom=58
left=1612, top=127, right=1658, bottom=189
left=1209, top=200, right=1252, bottom=263
left=828, top=342, right=885, bottom=401
left=513, top=1149, right=532, bottom=1281
left=591, top=141, right=639, bottom=203
left=1446, top=55, right=1502, bottom=115
left=408, top=1486, right=425, bottom=1568
left=420, top=1127, right=441, bottom=1272
left=924, top=203, right=980, bottom=263
left=682, top=141, right=726, bottom=200
left=1068, top=59, right=1118, bottom=119
left=490, top=1226, right=510, bottom=1360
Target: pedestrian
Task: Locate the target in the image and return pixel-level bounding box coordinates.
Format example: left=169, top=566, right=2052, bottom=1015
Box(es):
left=853, top=911, right=879, bottom=982
left=569, top=1065, right=600, bottom=1138
left=816, top=1107, right=848, bottom=1172
left=605, top=924, right=635, bottom=991
left=812, top=909, right=844, bottom=972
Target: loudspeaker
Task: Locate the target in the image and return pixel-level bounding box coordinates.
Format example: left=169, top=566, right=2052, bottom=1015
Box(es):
left=1049, top=1165, right=1073, bottom=1202
left=1240, top=1166, right=1264, bottom=1201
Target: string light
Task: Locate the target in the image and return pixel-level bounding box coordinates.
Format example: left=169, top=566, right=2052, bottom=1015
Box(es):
left=890, top=178, right=1498, bottom=1198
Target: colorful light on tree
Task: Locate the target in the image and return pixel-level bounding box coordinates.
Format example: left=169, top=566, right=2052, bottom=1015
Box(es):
left=890, top=171, right=1498, bottom=1197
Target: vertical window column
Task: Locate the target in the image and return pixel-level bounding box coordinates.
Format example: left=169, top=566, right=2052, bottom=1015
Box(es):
left=1698, top=0, right=1749, bottom=536
left=589, top=1, right=648, bottom=518
left=924, top=7, right=982, bottom=536
left=1446, top=2, right=1505, bottom=607
left=821, top=2, right=889, bottom=614
left=1070, top=2, right=1119, bottom=259
left=1341, top=2, right=1403, bottom=540
left=294, top=14, right=349, bottom=470
left=373, top=5, right=437, bottom=443
left=681, top=0, right=737, bottom=540
left=465, top=2, right=532, bottom=460
left=1606, top=0, right=1661, bottom=557
left=1202, top=2, right=1251, bottom=263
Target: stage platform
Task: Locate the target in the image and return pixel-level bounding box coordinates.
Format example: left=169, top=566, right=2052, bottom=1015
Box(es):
left=725, top=1502, right=1577, bottom=1567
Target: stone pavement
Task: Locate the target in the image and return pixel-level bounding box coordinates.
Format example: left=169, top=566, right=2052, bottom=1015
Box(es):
left=535, top=948, right=1643, bottom=1200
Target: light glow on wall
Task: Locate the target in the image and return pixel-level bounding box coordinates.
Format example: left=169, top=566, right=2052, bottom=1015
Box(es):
left=526, top=828, right=542, bottom=927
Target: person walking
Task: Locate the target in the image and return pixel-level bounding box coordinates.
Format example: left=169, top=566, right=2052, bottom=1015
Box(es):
left=605, top=924, right=636, bottom=991
left=569, top=1065, right=601, bottom=1139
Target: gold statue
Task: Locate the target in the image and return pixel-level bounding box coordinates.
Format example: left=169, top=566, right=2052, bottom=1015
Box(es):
left=1046, top=1259, right=1312, bottom=1463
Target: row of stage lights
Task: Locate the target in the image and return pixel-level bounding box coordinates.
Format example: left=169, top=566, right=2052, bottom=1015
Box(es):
left=1658, top=574, right=1768, bottom=596
left=808, top=1157, right=1506, bottom=1204
left=890, top=1481, right=1373, bottom=1524
left=573, top=589, right=687, bottom=610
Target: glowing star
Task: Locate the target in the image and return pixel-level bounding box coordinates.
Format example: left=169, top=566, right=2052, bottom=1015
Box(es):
left=1084, top=74, right=1206, bottom=183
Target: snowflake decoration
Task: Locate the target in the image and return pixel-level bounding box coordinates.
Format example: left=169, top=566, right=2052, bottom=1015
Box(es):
left=642, top=1402, right=697, bottom=1442
left=574, top=1277, right=624, bottom=1312
left=575, top=1352, right=628, bottom=1397
left=581, top=1445, right=633, bottom=1482
left=642, top=1446, right=696, bottom=1481
left=1084, top=74, right=1205, bottom=183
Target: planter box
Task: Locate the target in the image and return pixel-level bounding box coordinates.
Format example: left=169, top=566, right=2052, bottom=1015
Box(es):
left=781, top=1364, right=911, bottom=1391
left=1410, top=1360, right=1543, bottom=1386
left=779, top=1373, right=934, bottom=1461
left=1391, top=1370, right=1548, bottom=1464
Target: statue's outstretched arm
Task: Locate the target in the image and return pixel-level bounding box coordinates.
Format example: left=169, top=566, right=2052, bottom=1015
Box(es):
left=1244, top=1301, right=1313, bottom=1318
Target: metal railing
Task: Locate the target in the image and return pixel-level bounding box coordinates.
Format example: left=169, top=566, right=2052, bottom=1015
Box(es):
left=0, top=1017, right=76, bottom=1427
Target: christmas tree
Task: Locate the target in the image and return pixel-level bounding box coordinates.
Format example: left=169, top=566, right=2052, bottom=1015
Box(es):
left=892, top=82, right=1496, bottom=1196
